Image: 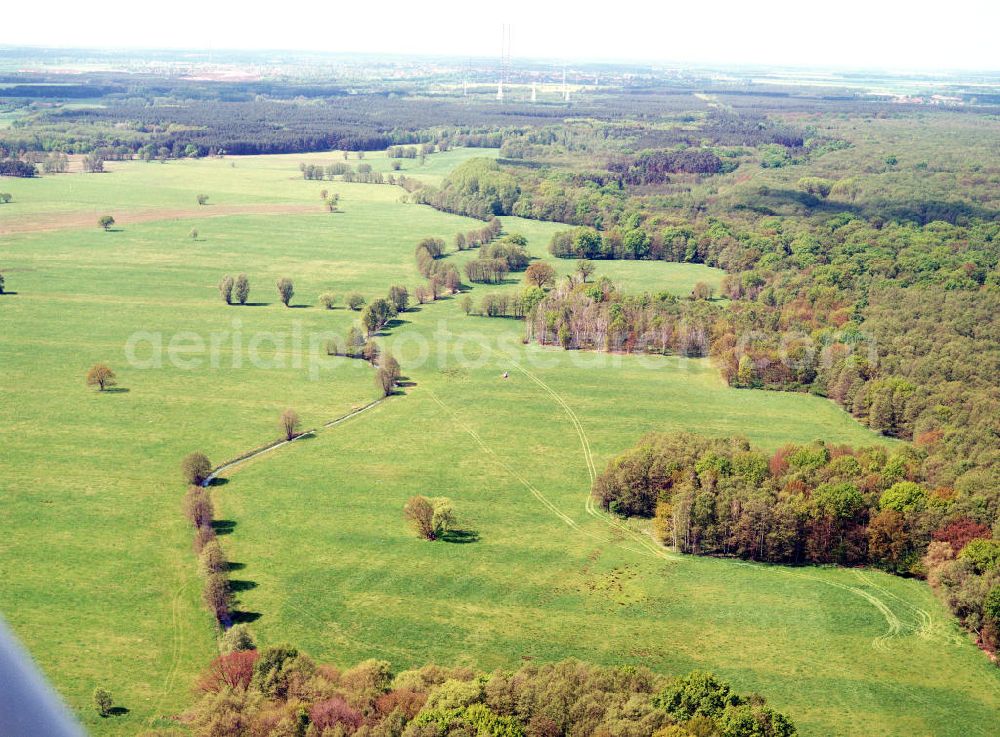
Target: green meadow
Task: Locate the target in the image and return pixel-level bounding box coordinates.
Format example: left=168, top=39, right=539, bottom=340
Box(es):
left=0, top=150, right=997, bottom=736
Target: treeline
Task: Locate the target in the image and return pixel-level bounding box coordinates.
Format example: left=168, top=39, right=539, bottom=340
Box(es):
left=1, top=88, right=564, bottom=158
left=413, top=158, right=520, bottom=219
left=388, top=143, right=440, bottom=158
left=593, top=432, right=1000, bottom=656
left=179, top=453, right=235, bottom=628
left=184, top=646, right=797, bottom=737
left=526, top=279, right=720, bottom=354
left=0, top=158, right=36, bottom=177
left=473, top=287, right=546, bottom=318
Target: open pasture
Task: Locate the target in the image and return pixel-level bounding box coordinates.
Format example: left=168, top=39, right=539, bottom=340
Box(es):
left=1, top=150, right=996, bottom=736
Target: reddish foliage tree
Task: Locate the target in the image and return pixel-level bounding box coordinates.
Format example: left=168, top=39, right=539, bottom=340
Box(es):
left=376, top=688, right=426, bottom=719
left=197, top=650, right=258, bottom=693
left=310, top=697, right=363, bottom=732
left=933, top=518, right=991, bottom=553
left=769, top=447, right=792, bottom=477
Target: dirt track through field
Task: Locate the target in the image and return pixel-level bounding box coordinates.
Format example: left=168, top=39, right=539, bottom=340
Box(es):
left=0, top=203, right=320, bottom=236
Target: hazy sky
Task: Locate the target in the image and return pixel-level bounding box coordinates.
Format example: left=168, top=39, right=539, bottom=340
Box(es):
left=3, top=0, right=998, bottom=71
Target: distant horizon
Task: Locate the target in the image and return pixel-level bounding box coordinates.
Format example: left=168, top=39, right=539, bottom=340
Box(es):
left=2, top=0, right=998, bottom=73
left=2, top=44, right=998, bottom=79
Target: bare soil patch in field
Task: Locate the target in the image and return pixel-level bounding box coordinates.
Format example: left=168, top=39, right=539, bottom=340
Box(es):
left=0, top=203, right=320, bottom=235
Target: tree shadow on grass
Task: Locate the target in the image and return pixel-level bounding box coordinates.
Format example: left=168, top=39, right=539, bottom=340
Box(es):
left=288, top=304, right=311, bottom=309
left=440, top=529, right=480, bottom=544
left=102, top=387, right=130, bottom=393
left=106, top=707, right=130, bottom=717
left=207, top=477, right=229, bottom=487
left=227, top=561, right=246, bottom=572
left=212, top=519, right=236, bottom=535
left=241, top=302, right=271, bottom=307
left=0, top=291, right=19, bottom=296
left=229, top=579, right=258, bottom=593
left=385, top=317, right=411, bottom=330
left=231, top=610, right=262, bottom=624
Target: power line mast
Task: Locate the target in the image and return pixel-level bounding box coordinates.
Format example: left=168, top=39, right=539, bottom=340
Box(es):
left=497, top=24, right=511, bottom=103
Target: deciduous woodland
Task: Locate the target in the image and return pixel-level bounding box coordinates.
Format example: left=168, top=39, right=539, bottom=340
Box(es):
left=1, top=48, right=998, bottom=737
left=184, top=645, right=797, bottom=737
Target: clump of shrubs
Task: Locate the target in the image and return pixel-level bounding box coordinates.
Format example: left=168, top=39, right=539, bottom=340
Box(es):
left=403, top=495, right=455, bottom=540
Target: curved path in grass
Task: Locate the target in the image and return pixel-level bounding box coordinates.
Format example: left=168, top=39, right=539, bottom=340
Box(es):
left=200, top=397, right=387, bottom=487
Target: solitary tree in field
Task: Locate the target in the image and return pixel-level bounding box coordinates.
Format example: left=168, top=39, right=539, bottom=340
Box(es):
left=276, top=278, right=294, bottom=307
left=0, top=271, right=5, bottom=294
left=93, top=687, right=113, bottom=717
left=190, top=228, right=199, bottom=240
left=404, top=496, right=455, bottom=540
left=219, top=275, right=234, bottom=304
left=404, top=496, right=435, bottom=539
left=197, top=194, right=209, bottom=205
left=459, top=295, right=472, bottom=315
left=577, top=259, right=595, bottom=283
left=182, top=452, right=213, bottom=485
left=234, top=274, right=250, bottom=305
left=0, top=193, right=12, bottom=204
left=347, top=294, right=365, bottom=311
left=86, top=363, right=117, bottom=391
left=98, top=215, right=115, bottom=231
left=280, top=409, right=301, bottom=440
left=319, top=293, right=337, bottom=309
left=525, top=262, right=556, bottom=289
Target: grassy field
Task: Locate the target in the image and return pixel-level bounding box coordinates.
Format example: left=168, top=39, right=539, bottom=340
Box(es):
left=1, top=150, right=997, bottom=736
